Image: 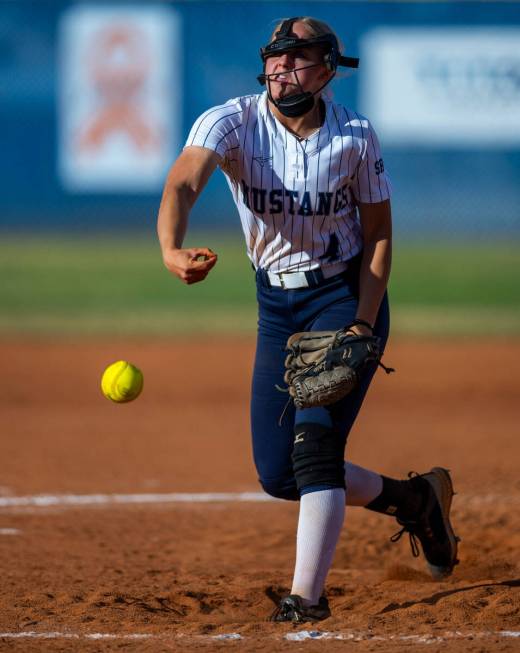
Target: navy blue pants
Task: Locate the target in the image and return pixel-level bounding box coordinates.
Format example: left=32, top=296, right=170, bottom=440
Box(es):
left=250, top=258, right=390, bottom=501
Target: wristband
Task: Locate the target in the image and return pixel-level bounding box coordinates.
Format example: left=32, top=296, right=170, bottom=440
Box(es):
left=350, top=318, right=374, bottom=331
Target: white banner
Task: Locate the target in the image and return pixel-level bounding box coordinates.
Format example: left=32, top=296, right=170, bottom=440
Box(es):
left=360, top=28, right=520, bottom=147
left=58, top=5, right=180, bottom=192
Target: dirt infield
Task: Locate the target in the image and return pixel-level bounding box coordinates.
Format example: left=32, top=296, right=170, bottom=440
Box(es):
left=0, top=338, right=519, bottom=652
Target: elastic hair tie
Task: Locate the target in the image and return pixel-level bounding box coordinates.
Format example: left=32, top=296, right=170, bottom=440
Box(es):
left=350, top=318, right=374, bottom=331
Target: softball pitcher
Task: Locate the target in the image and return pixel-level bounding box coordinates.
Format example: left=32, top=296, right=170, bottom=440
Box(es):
left=157, top=17, right=459, bottom=623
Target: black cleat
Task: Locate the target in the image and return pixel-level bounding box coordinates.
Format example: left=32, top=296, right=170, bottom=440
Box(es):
left=391, top=467, right=459, bottom=580
left=270, top=594, right=331, bottom=623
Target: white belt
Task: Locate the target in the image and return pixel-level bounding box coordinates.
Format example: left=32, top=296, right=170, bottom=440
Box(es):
left=266, top=261, right=349, bottom=289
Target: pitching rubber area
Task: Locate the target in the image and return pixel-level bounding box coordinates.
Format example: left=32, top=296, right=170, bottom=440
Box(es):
left=0, top=339, right=519, bottom=652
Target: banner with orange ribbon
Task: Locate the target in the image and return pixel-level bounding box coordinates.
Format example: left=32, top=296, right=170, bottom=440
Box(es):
left=59, top=6, right=180, bottom=192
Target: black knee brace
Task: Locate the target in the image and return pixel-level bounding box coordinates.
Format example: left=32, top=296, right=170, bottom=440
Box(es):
left=291, top=422, right=346, bottom=492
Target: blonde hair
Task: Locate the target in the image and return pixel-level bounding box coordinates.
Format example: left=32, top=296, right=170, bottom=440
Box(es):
left=270, top=16, right=344, bottom=53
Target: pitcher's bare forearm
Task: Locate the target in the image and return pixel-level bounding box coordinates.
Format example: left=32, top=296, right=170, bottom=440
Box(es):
left=157, top=183, right=192, bottom=253
left=157, top=146, right=221, bottom=283
left=355, top=199, right=392, bottom=330
left=157, top=146, right=221, bottom=254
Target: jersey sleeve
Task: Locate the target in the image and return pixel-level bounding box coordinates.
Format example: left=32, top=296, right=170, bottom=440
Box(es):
left=352, top=120, right=392, bottom=204
left=185, top=100, right=243, bottom=160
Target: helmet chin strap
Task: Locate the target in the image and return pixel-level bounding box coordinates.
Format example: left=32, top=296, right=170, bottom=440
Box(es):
left=263, top=64, right=334, bottom=118
left=270, top=89, right=315, bottom=118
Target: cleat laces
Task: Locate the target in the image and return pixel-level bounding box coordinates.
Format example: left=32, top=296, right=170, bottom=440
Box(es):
left=389, top=471, right=430, bottom=559
left=390, top=522, right=421, bottom=557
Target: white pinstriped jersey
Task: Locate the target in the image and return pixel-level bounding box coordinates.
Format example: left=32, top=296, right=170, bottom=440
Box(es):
left=186, top=91, right=391, bottom=272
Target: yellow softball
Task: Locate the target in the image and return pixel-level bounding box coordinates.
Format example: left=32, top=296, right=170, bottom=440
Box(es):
left=101, top=360, right=143, bottom=403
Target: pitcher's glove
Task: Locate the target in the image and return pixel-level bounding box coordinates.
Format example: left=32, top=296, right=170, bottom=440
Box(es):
left=283, top=328, right=393, bottom=409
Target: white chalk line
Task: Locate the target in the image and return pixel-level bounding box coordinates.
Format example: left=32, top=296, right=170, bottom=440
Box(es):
left=0, top=528, right=21, bottom=535
left=0, top=492, right=276, bottom=508
left=0, top=630, right=518, bottom=643
left=0, top=492, right=518, bottom=510
left=288, top=630, right=520, bottom=642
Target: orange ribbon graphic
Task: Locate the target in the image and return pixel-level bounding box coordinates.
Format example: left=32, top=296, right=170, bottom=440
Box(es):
left=78, top=25, right=159, bottom=152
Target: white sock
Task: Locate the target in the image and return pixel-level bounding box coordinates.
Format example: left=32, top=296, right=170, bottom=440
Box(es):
left=290, top=488, right=345, bottom=606
left=344, top=462, right=383, bottom=506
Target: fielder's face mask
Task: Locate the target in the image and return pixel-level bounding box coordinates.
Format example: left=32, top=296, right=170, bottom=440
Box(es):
left=258, top=17, right=359, bottom=118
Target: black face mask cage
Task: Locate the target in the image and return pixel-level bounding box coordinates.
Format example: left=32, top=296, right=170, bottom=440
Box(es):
left=257, top=61, right=324, bottom=87
left=260, top=63, right=335, bottom=118
left=257, top=17, right=359, bottom=117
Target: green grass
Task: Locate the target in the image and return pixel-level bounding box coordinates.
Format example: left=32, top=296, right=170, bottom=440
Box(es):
left=390, top=243, right=519, bottom=308
left=1, top=235, right=519, bottom=336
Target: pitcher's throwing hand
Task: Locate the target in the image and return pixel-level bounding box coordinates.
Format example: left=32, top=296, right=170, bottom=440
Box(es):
left=162, top=247, right=217, bottom=285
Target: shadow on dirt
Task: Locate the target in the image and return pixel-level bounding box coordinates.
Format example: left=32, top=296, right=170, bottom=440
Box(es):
left=377, top=578, right=520, bottom=614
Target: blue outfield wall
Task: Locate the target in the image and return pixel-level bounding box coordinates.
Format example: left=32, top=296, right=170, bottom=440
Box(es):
left=1, top=1, right=519, bottom=237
